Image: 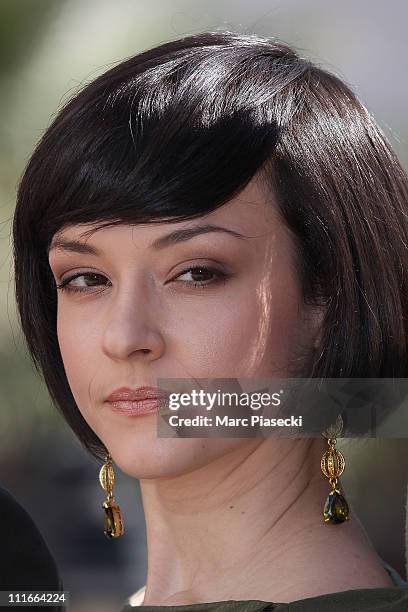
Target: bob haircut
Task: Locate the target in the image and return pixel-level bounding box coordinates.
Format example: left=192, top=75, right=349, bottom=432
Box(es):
left=13, top=31, right=408, bottom=460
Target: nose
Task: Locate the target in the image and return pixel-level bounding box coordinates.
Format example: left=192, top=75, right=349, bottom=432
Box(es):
left=101, top=287, right=165, bottom=362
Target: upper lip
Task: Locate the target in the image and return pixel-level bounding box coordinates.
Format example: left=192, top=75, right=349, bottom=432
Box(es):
left=105, top=386, right=171, bottom=402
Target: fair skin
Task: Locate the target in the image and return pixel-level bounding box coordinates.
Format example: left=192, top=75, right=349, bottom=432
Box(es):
left=48, top=176, right=394, bottom=605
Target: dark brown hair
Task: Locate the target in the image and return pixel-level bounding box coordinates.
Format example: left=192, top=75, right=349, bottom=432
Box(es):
left=12, top=30, right=408, bottom=460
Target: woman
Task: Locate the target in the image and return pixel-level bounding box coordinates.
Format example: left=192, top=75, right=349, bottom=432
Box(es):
left=12, top=30, right=408, bottom=610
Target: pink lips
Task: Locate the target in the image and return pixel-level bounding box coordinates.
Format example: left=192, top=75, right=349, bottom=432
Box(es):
left=105, top=386, right=170, bottom=417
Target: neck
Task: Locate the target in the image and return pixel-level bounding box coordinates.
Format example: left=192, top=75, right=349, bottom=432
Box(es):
left=138, top=438, right=390, bottom=605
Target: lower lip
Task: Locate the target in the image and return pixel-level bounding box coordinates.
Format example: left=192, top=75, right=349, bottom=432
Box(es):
left=107, top=397, right=168, bottom=416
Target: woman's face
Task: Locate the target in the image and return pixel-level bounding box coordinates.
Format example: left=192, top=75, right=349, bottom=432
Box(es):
left=48, top=176, right=321, bottom=478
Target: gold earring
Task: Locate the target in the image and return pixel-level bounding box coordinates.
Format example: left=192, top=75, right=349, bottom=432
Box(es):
left=321, top=414, right=350, bottom=524
left=99, top=451, right=125, bottom=538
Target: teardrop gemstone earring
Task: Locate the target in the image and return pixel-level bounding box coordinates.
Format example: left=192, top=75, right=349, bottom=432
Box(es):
left=321, top=414, right=350, bottom=524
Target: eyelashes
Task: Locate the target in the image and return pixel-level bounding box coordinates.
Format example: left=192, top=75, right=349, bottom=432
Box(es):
left=55, top=265, right=231, bottom=295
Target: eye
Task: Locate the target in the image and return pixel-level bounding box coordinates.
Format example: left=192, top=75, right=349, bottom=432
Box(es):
left=174, top=266, right=229, bottom=289
left=55, top=266, right=230, bottom=294
left=56, top=272, right=109, bottom=294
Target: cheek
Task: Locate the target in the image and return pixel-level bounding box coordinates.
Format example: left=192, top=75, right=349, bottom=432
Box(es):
left=171, top=278, right=302, bottom=379
left=57, top=307, right=98, bottom=416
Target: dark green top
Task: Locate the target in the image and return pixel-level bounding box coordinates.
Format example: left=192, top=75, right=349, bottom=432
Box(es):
left=120, top=560, right=408, bottom=611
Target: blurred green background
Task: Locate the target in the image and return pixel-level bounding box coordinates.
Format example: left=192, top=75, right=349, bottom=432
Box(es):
left=0, top=1, right=407, bottom=610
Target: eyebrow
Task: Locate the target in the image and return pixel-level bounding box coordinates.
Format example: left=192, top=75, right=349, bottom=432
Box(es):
left=47, top=223, right=248, bottom=256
